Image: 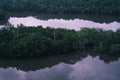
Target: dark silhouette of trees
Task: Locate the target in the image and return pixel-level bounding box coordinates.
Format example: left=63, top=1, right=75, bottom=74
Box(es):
left=0, top=0, right=120, bottom=15
left=0, top=9, right=8, bottom=20
left=0, top=25, right=120, bottom=58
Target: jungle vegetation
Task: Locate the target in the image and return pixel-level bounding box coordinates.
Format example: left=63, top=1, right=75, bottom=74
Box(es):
left=0, top=0, right=120, bottom=19
left=0, top=24, right=120, bottom=58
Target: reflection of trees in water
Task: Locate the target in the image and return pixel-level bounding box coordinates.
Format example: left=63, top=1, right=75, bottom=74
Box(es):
left=35, top=14, right=120, bottom=23
left=35, top=15, right=120, bottom=23
left=0, top=52, right=87, bottom=71
left=99, top=55, right=120, bottom=64
left=0, top=20, right=8, bottom=25
left=88, top=50, right=120, bottom=64
left=0, top=51, right=120, bottom=71
left=8, top=12, right=120, bottom=23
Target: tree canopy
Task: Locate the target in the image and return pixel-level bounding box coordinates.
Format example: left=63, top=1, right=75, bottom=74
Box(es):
left=0, top=0, right=120, bottom=15
left=0, top=25, right=120, bottom=58
left=0, top=9, right=8, bottom=20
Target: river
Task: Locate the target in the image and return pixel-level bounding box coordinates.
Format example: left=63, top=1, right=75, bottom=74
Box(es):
left=0, top=53, right=120, bottom=80
left=0, top=13, right=120, bottom=80
left=0, top=13, right=120, bottom=31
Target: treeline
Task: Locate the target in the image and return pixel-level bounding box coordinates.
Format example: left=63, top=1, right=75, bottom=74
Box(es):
left=0, top=0, right=120, bottom=15
left=0, top=24, right=120, bottom=58
left=0, top=9, right=8, bottom=20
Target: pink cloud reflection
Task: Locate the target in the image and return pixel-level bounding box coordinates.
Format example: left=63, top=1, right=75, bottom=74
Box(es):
left=9, top=16, right=120, bottom=31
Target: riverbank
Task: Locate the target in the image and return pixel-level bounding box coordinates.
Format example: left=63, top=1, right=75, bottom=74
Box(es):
left=0, top=25, right=120, bottom=58
left=0, top=0, right=120, bottom=21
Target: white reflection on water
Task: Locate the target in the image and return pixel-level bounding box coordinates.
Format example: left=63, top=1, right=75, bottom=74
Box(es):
left=8, top=16, right=120, bottom=31
left=0, top=56, right=120, bottom=80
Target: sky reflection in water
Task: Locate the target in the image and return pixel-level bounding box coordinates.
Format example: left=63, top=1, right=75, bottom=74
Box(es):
left=0, top=56, right=120, bottom=80
left=0, top=15, right=120, bottom=80
left=8, top=16, right=120, bottom=31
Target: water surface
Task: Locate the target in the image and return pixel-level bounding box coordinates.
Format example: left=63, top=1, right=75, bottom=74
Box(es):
left=0, top=13, right=120, bottom=80
left=8, top=17, right=120, bottom=31
left=0, top=54, right=120, bottom=80
left=1, top=13, right=120, bottom=31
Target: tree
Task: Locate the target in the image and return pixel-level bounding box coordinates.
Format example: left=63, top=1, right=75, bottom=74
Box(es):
left=0, top=10, right=8, bottom=20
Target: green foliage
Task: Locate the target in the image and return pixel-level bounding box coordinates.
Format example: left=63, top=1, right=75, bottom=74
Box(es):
left=0, top=9, right=8, bottom=20
left=0, top=25, right=79, bottom=57
left=109, top=44, right=120, bottom=54
left=0, top=0, right=120, bottom=15
left=0, top=25, right=120, bottom=58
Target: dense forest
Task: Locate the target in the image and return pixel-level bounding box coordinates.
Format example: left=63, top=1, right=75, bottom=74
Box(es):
left=0, top=0, right=120, bottom=18
left=0, top=9, right=8, bottom=20
left=0, top=24, right=120, bottom=58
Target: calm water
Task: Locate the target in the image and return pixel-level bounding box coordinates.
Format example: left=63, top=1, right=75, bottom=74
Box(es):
left=0, top=13, right=120, bottom=31
left=0, top=53, right=120, bottom=80
left=0, top=13, right=120, bottom=80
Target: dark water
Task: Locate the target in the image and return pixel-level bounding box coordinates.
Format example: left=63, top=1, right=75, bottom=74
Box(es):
left=0, top=53, right=120, bottom=80
left=0, top=13, right=120, bottom=80
left=1, top=12, right=120, bottom=31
